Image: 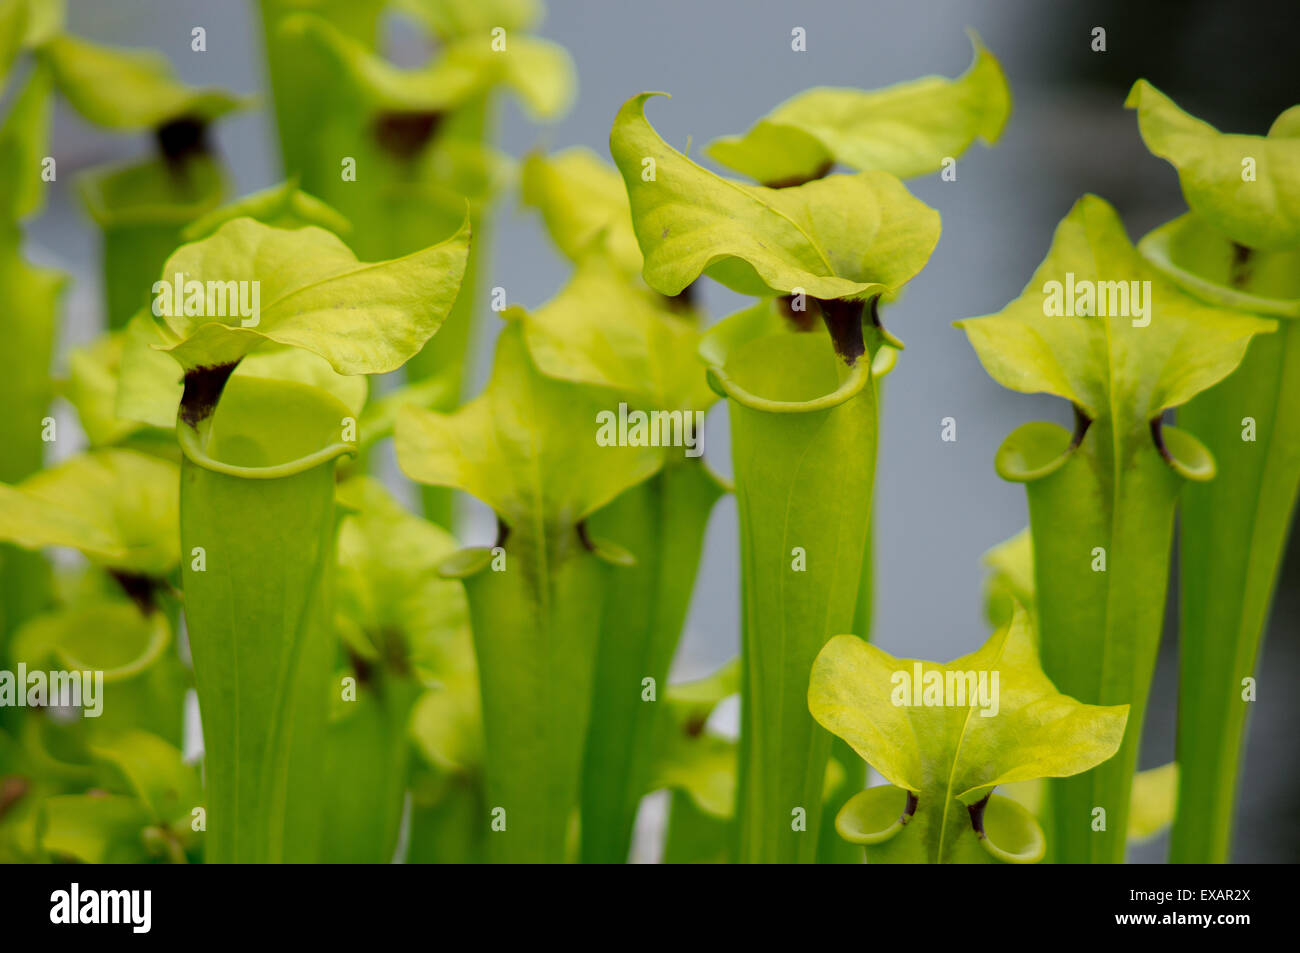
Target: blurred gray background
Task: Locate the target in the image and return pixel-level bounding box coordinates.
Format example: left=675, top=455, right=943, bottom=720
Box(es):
left=26, top=0, right=1299, bottom=862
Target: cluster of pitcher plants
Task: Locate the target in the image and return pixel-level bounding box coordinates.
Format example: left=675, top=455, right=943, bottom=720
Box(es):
left=0, top=0, right=1294, bottom=864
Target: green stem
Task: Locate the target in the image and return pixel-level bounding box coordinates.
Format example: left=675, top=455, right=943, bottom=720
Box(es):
left=723, top=337, right=876, bottom=864
left=1136, top=216, right=1300, bottom=863
left=579, top=461, right=723, bottom=863
left=1021, top=417, right=1184, bottom=863
left=0, top=238, right=63, bottom=714
left=816, top=375, right=886, bottom=864
left=179, top=376, right=353, bottom=863
left=406, top=768, right=488, bottom=864
left=1173, top=322, right=1300, bottom=862
left=459, top=536, right=610, bottom=863
left=256, top=0, right=383, bottom=186
left=321, top=674, right=422, bottom=863
left=663, top=790, right=733, bottom=864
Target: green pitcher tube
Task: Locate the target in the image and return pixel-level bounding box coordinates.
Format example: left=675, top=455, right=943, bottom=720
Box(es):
left=321, top=676, right=422, bottom=864
left=257, top=0, right=384, bottom=187
left=1139, top=215, right=1300, bottom=863
left=178, top=374, right=355, bottom=863
left=821, top=364, right=890, bottom=865
left=0, top=235, right=64, bottom=656
left=703, top=300, right=877, bottom=864
left=998, top=414, right=1200, bottom=863
left=453, top=538, right=610, bottom=864
left=396, top=323, right=658, bottom=863
left=579, top=460, right=723, bottom=863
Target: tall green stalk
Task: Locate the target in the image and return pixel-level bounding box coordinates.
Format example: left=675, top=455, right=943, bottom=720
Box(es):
left=1010, top=417, right=1184, bottom=862
left=494, top=246, right=723, bottom=863
left=256, top=0, right=384, bottom=188
left=957, top=195, right=1273, bottom=863
left=0, top=60, right=61, bottom=679
left=671, top=36, right=1012, bottom=862
left=0, top=235, right=61, bottom=657
left=580, top=462, right=723, bottom=862
left=179, top=375, right=355, bottom=863
left=322, top=675, right=422, bottom=864
left=462, top=545, right=609, bottom=863
left=1124, top=80, right=1300, bottom=862
left=611, top=88, right=940, bottom=862
left=1175, top=327, right=1299, bottom=862
left=139, top=212, right=466, bottom=862
left=397, top=326, right=659, bottom=862
left=818, top=367, right=890, bottom=865
left=1138, top=214, right=1300, bottom=862
left=703, top=301, right=878, bottom=863
left=663, top=792, right=732, bottom=864
left=406, top=766, right=488, bottom=864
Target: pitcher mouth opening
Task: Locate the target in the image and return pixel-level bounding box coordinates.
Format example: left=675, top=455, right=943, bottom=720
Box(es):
left=706, top=350, right=871, bottom=415
left=179, top=372, right=356, bottom=479
left=700, top=299, right=876, bottom=415
left=1138, top=214, right=1300, bottom=319
left=78, top=153, right=227, bottom=229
